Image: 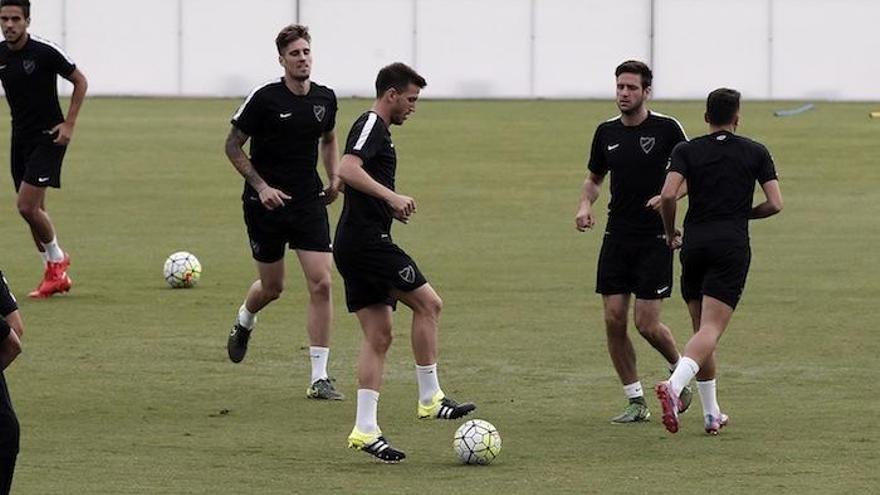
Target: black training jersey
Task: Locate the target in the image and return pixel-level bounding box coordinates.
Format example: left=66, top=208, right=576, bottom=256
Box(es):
left=0, top=271, right=18, bottom=455
left=0, top=272, right=16, bottom=318
left=337, top=111, right=396, bottom=239
left=0, top=35, right=76, bottom=140
left=231, top=79, right=337, bottom=207
left=668, top=131, right=778, bottom=248
left=587, top=111, right=687, bottom=239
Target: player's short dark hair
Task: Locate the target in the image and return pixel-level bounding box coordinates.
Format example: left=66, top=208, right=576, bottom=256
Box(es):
left=375, top=62, right=427, bottom=98
left=0, top=0, right=30, bottom=18
left=615, top=60, right=652, bottom=89
left=275, top=24, right=310, bottom=54
left=706, top=88, right=741, bottom=126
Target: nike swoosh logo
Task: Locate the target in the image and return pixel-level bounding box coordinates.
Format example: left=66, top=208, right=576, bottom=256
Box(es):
left=38, top=177, right=50, bottom=183
left=607, top=143, right=620, bottom=151
left=280, top=112, right=292, bottom=118
left=656, top=286, right=669, bottom=294
left=0, top=65, right=6, bottom=70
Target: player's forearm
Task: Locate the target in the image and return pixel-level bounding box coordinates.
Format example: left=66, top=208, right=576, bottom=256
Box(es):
left=338, top=158, right=395, bottom=202
left=660, top=196, right=677, bottom=238
left=749, top=201, right=782, bottom=219
left=225, top=130, right=268, bottom=191
left=580, top=179, right=600, bottom=207
left=320, top=137, right=339, bottom=180
left=65, top=71, right=88, bottom=124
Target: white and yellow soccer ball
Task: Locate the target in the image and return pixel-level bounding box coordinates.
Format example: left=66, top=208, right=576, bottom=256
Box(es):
left=163, top=251, right=201, bottom=288
left=453, top=419, right=502, bottom=465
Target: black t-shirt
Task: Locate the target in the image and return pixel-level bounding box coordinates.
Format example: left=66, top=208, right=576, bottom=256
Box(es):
left=231, top=79, right=337, bottom=207
left=587, top=112, right=687, bottom=239
left=668, top=131, right=778, bottom=248
left=336, top=111, right=396, bottom=240
left=0, top=271, right=19, bottom=455
left=0, top=35, right=76, bottom=140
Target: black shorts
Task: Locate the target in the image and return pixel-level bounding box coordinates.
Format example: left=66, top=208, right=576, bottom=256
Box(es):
left=10, top=135, right=67, bottom=191
left=243, top=198, right=332, bottom=263
left=680, top=244, right=751, bottom=310
left=333, top=234, right=428, bottom=313
left=0, top=454, right=15, bottom=495
left=596, top=235, right=673, bottom=299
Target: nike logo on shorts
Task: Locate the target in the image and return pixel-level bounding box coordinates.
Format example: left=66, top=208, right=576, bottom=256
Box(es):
left=656, top=286, right=669, bottom=294
left=38, top=177, right=50, bottom=183
left=280, top=112, right=292, bottom=119
left=607, top=143, right=620, bottom=151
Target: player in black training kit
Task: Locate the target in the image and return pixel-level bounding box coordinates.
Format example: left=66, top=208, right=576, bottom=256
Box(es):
left=656, top=88, right=783, bottom=435
left=224, top=25, right=343, bottom=400
left=0, top=0, right=87, bottom=298
left=575, top=61, right=692, bottom=423
left=335, top=63, right=475, bottom=462
left=0, top=272, right=24, bottom=495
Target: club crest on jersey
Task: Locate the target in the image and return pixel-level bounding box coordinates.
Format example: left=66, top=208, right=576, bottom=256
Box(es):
left=640, top=136, right=655, bottom=154
left=398, top=265, right=415, bottom=284
left=313, top=105, right=326, bottom=122
left=22, top=59, right=35, bottom=75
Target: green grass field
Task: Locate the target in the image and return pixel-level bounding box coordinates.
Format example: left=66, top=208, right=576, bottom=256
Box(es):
left=0, top=97, right=878, bottom=494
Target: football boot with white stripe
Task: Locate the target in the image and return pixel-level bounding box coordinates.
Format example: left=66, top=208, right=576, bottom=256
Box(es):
left=417, top=391, right=476, bottom=420
left=347, top=427, right=406, bottom=463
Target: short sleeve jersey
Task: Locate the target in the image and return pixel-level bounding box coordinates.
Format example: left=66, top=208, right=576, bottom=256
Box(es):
left=337, top=111, right=396, bottom=238
left=668, top=131, right=778, bottom=248
left=231, top=79, right=337, bottom=207
left=0, top=271, right=17, bottom=454
left=0, top=35, right=76, bottom=140
left=587, top=112, right=687, bottom=239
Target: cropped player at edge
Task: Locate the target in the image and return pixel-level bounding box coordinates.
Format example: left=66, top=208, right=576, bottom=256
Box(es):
left=335, top=63, right=476, bottom=462
left=224, top=25, right=344, bottom=401
left=0, top=0, right=88, bottom=298
left=656, top=88, right=783, bottom=435
left=575, top=61, right=692, bottom=423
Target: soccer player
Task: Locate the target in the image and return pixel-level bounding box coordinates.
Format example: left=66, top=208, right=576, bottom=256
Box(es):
left=0, top=0, right=87, bottom=298
left=575, top=60, right=692, bottom=423
left=655, top=88, right=783, bottom=435
left=335, top=63, right=475, bottom=462
left=0, top=271, right=24, bottom=494
left=224, top=25, right=344, bottom=401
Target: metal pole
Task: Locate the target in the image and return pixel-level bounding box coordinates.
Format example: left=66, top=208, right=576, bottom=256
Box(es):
left=767, top=0, right=774, bottom=99
left=412, top=0, right=418, bottom=68
left=177, top=0, right=183, bottom=95
left=529, top=0, right=536, bottom=97
left=648, top=0, right=655, bottom=69
left=295, top=0, right=301, bottom=24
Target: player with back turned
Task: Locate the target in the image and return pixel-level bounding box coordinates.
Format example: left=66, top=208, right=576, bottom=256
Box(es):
left=655, top=88, right=783, bottom=435
left=575, top=61, right=692, bottom=423
left=0, top=272, right=24, bottom=494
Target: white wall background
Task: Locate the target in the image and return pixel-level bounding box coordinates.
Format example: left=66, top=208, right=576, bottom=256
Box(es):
left=25, top=0, right=880, bottom=100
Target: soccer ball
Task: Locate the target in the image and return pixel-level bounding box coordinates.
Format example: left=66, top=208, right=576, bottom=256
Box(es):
left=453, top=419, right=501, bottom=465
left=163, top=251, right=201, bottom=288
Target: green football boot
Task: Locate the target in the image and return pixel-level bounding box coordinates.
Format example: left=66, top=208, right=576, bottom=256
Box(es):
left=610, top=398, right=651, bottom=424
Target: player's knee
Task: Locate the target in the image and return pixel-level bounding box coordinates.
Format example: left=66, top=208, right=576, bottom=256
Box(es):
left=424, top=294, right=443, bottom=318
left=262, top=282, right=284, bottom=300
left=368, top=330, right=393, bottom=353
left=604, top=312, right=627, bottom=334
left=634, top=315, right=658, bottom=336
left=308, top=276, right=332, bottom=299
left=16, top=201, right=39, bottom=221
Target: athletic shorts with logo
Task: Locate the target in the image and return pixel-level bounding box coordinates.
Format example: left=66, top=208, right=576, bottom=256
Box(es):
left=11, top=134, right=67, bottom=191
left=243, top=197, right=332, bottom=263
left=596, top=234, right=673, bottom=299
left=680, top=244, right=751, bottom=310
left=333, top=233, right=427, bottom=312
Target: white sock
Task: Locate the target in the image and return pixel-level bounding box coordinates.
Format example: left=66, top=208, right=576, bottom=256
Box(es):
left=309, top=346, right=329, bottom=384
left=42, top=237, right=64, bottom=262
left=697, top=379, right=721, bottom=417
left=416, top=363, right=442, bottom=405
left=237, top=304, right=256, bottom=330
left=623, top=381, right=644, bottom=400
left=669, top=356, right=699, bottom=397
left=355, top=389, right=380, bottom=434
left=39, top=251, right=48, bottom=267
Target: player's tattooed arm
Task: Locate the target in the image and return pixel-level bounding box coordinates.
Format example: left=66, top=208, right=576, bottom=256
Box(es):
left=575, top=172, right=604, bottom=231
left=225, top=127, right=290, bottom=210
